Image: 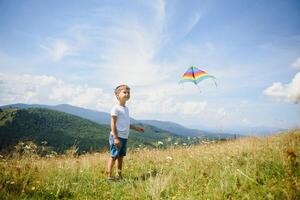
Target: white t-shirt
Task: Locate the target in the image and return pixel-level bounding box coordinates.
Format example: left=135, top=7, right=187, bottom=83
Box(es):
left=110, top=104, right=130, bottom=139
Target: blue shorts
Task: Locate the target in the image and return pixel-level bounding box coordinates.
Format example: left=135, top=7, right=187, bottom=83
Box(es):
left=109, top=134, right=128, bottom=158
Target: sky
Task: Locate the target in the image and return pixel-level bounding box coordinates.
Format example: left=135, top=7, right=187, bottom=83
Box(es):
left=0, top=0, right=300, bottom=133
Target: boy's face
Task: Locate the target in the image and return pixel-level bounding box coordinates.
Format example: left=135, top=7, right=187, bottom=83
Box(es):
left=117, top=88, right=130, bottom=102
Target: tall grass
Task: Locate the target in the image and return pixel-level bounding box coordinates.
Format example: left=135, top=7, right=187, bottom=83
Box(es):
left=0, top=129, right=299, bottom=199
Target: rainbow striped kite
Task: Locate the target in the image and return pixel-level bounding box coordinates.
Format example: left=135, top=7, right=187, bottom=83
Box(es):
left=179, top=66, right=217, bottom=89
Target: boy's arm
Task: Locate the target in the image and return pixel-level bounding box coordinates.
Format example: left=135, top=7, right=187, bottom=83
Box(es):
left=111, top=116, right=120, bottom=146
left=130, top=124, right=144, bottom=133
left=111, top=116, right=118, bottom=137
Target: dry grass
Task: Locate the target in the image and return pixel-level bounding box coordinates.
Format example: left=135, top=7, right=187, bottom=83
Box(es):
left=0, top=129, right=299, bottom=199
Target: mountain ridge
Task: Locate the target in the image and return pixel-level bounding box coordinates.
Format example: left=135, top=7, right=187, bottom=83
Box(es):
left=1, top=103, right=230, bottom=138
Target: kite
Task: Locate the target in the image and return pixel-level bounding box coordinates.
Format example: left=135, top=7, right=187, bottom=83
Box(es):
left=179, top=66, right=217, bottom=91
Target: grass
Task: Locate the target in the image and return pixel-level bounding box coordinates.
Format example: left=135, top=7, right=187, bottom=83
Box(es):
left=0, top=129, right=299, bottom=199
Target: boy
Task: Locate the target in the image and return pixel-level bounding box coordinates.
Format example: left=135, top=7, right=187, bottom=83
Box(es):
left=107, top=84, right=144, bottom=180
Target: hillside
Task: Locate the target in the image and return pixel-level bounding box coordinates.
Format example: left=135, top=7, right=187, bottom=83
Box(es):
left=0, top=104, right=234, bottom=138
left=0, top=108, right=109, bottom=153
left=0, top=103, right=138, bottom=125
left=0, top=108, right=187, bottom=154
left=0, top=129, right=299, bottom=199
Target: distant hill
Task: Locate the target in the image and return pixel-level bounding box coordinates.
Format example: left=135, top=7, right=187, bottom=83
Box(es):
left=0, top=103, right=138, bottom=124
left=140, top=120, right=238, bottom=139
left=1, top=104, right=235, bottom=138
left=0, top=108, right=187, bottom=154
left=140, top=120, right=210, bottom=136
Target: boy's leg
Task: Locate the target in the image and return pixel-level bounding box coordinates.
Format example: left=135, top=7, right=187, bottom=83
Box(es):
left=117, top=156, right=124, bottom=178
left=107, top=157, right=116, bottom=178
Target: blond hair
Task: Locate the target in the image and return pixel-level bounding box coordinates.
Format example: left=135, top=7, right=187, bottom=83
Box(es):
left=114, top=84, right=130, bottom=96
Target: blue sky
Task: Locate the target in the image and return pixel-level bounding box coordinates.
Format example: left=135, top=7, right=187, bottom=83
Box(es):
left=1, top=0, right=300, bottom=133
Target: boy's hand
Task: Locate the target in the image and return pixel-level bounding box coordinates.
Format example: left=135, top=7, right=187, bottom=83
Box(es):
left=114, top=138, right=120, bottom=148
left=137, top=127, right=144, bottom=133
left=130, top=125, right=144, bottom=133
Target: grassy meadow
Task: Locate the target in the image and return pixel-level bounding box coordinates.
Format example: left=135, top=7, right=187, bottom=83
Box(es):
left=0, top=129, right=299, bottom=200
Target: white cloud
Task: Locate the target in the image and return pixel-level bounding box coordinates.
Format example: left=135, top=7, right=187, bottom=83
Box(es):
left=40, top=39, right=75, bottom=61
left=0, top=72, right=208, bottom=114
left=53, top=1, right=170, bottom=87
left=181, top=101, right=208, bottom=115
left=0, top=73, right=112, bottom=111
left=216, top=107, right=227, bottom=119
left=264, top=72, right=300, bottom=103
left=97, top=20, right=167, bottom=86
left=241, top=118, right=251, bottom=126
left=128, top=84, right=231, bottom=126
left=292, top=57, right=300, bottom=69
left=185, top=13, right=201, bottom=36
left=0, top=73, right=212, bottom=118
left=134, top=97, right=208, bottom=115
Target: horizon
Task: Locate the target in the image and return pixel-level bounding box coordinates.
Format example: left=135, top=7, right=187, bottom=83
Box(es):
left=0, top=102, right=292, bottom=135
left=1, top=1, right=300, bottom=131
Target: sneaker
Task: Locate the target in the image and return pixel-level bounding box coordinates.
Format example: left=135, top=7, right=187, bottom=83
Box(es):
left=107, top=176, right=116, bottom=181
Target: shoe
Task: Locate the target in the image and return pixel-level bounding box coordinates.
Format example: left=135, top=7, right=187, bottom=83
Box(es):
left=107, top=176, right=116, bottom=181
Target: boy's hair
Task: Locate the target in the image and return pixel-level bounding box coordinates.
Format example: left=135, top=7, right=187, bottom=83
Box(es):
left=114, top=84, right=130, bottom=96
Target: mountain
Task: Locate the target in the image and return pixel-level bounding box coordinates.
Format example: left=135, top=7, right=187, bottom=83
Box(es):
left=140, top=120, right=208, bottom=136
left=140, top=120, right=238, bottom=139
left=0, top=108, right=186, bottom=154
left=0, top=103, right=137, bottom=124
left=0, top=103, right=235, bottom=138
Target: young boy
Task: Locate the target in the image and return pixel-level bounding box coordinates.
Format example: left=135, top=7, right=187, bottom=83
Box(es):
left=107, top=84, right=144, bottom=180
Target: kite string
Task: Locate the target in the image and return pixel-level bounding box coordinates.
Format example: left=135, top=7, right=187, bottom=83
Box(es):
left=195, top=83, right=202, bottom=93
left=213, top=78, right=218, bottom=88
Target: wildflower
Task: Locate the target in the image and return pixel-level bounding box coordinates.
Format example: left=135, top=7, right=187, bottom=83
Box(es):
left=174, top=142, right=178, bottom=145
left=183, top=143, right=187, bottom=146
left=31, top=186, right=36, bottom=191
left=41, top=141, right=48, bottom=145
left=158, top=141, right=163, bottom=145
left=166, top=156, right=173, bottom=160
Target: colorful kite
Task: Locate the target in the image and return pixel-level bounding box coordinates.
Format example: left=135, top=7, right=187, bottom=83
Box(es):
left=179, top=66, right=217, bottom=90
